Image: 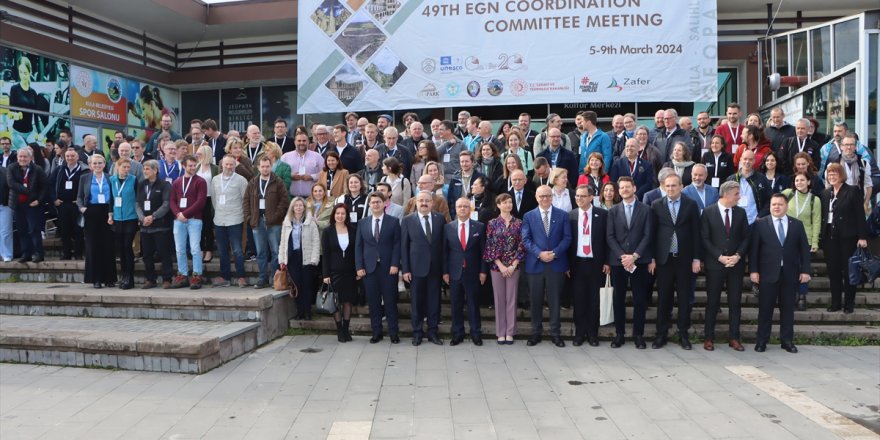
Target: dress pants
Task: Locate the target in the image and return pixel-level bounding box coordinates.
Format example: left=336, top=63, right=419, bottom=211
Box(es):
left=824, top=236, right=858, bottom=309
left=450, top=270, right=482, bottom=339
left=56, top=201, right=83, bottom=258
left=13, top=204, right=44, bottom=258
left=572, top=257, right=603, bottom=339
left=113, top=220, right=138, bottom=282
left=141, top=229, right=172, bottom=283
left=655, top=255, right=695, bottom=337
left=363, top=261, right=399, bottom=337
left=528, top=265, right=564, bottom=337
left=704, top=264, right=744, bottom=340
left=287, top=247, right=316, bottom=316
left=411, top=272, right=441, bottom=339
left=611, top=264, right=649, bottom=337
left=490, top=269, right=519, bottom=338
left=757, top=270, right=798, bottom=345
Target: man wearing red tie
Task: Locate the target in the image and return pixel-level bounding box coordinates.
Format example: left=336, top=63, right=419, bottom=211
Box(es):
left=567, top=185, right=608, bottom=347
left=443, top=198, right=488, bottom=346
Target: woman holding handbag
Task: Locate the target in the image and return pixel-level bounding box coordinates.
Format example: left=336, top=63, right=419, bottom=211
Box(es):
left=279, top=197, right=320, bottom=320
left=322, top=203, right=358, bottom=342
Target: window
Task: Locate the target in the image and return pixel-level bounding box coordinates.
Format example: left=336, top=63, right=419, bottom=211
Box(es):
left=834, top=19, right=859, bottom=69
left=811, top=26, right=832, bottom=79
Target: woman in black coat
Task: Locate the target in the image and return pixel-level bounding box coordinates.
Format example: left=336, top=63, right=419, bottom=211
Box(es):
left=76, top=155, right=116, bottom=288
left=701, top=135, right=735, bottom=189
left=821, top=163, right=868, bottom=313
left=322, top=203, right=358, bottom=342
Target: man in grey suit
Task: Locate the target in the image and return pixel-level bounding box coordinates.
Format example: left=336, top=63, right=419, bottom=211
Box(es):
left=700, top=181, right=750, bottom=351
left=401, top=191, right=445, bottom=346
left=606, top=177, right=653, bottom=349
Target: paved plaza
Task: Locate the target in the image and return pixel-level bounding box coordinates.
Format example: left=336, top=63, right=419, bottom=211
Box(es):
left=1, top=335, right=878, bottom=440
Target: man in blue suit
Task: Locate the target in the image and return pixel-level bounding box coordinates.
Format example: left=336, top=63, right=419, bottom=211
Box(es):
left=610, top=139, right=655, bottom=201
left=401, top=191, right=446, bottom=346
left=522, top=185, right=572, bottom=347
left=536, top=128, right=578, bottom=189
left=681, top=164, right=719, bottom=215
left=355, top=192, right=402, bottom=344
left=443, top=198, right=488, bottom=346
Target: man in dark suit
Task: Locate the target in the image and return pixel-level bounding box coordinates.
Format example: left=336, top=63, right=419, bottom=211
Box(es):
left=606, top=177, right=653, bottom=349
left=376, top=126, right=414, bottom=180
left=401, top=191, right=445, bottom=346
left=749, top=193, right=811, bottom=353
left=610, top=139, right=655, bottom=202
left=507, top=170, right=537, bottom=220
left=311, top=124, right=336, bottom=156
left=650, top=173, right=702, bottom=350
left=536, top=128, right=578, bottom=189
left=7, top=148, right=48, bottom=262
left=522, top=185, right=572, bottom=347
left=355, top=192, right=402, bottom=344
left=568, top=184, right=609, bottom=346
left=701, top=181, right=750, bottom=351
left=333, top=124, right=364, bottom=174
left=443, top=198, right=488, bottom=346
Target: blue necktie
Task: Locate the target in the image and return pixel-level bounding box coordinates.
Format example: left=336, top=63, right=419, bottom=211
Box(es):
left=777, top=218, right=785, bottom=245
left=669, top=199, right=678, bottom=254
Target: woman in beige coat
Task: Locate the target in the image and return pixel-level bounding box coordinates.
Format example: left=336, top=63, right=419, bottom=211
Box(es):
left=279, top=197, right=321, bottom=320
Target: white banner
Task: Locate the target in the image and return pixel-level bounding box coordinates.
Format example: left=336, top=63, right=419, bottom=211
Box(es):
left=297, top=0, right=717, bottom=113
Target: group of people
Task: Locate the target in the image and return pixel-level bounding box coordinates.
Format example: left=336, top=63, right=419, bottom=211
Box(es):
left=0, top=106, right=872, bottom=353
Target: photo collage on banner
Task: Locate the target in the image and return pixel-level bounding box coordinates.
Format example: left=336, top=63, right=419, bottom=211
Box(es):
left=0, top=46, right=71, bottom=150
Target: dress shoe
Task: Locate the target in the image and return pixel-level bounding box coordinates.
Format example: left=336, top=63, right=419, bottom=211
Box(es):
left=610, top=335, right=624, bottom=348
left=703, top=339, right=715, bottom=351
left=526, top=335, right=541, bottom=346
left=754, top=342, right=767, bottom=352
left=826, top=306, right=841, bottom=312
left=93, top=283, right=103, bottom=289
left=390, top=334, right=400, bottom=344
left=552, top=337, right=565, bottom=348
left=844, top=307, right=854, bottom=314
left=588, top=337, right=600, bottom=347
left=17, top=255, right=31, bottom=264
left=680, top=338, right=692, bottom=350
left=369, top=335, right=383, bottom=344
left=450, top=337, right=463, bottom=346
left=428, top=336, right=443, bottom=345
left=572, top=337, right=584, bottom=347
left=412, top=337, right=422, bottom=346
left=651, top=336, right=667, bottom=349
left=634, top=336, right=646, bottom=349
left=505, top=339, right=515, bottom=345
left=781, top=343, right=798, bottom=353
left=120, top=281, right=133, bottom=290
left=31, top=254, right=44, bottom=263
left=105, top=282, right=115, bottom=288
left=728, top=339, right=745, bottom=351
left=142, top=280, right=156, bottom=289
left=472, top=337, right=483, bottom=346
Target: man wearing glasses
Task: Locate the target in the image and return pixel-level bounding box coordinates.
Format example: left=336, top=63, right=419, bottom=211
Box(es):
left=0, top=137, right=16, bottom=168
left=652, top=108, right=694, bottom=162
left=310, top=124, right=335, bottom=157
left=130, top=139, right=152, bottom=163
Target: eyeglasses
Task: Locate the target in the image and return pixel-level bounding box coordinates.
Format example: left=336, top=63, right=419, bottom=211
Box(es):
left=663, top=117, right=676, bottom=120
left=537, top=195, right=552, bottom=199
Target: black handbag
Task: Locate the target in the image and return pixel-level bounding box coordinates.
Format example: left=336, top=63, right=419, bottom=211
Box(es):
left=315, top=281, right=338, bottom=314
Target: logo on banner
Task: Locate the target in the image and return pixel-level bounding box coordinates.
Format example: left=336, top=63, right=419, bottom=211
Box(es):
left=107, top=78, right=123, bottom=103
left=73, top=69, right=93, bottom=98
left=607, top=78, right=624, bottom=92
left=421, top=59, right=436, bottom=74
left=445, top=82, right=461, bottom=97
left=439, top=56, right=463, bottom=73
left=418, top=84, right=440, bottom=98
left=510, top=79, right=527, bottom=96
left=466, top=81, right=480, bottom=97
left=579, top=76, right=598, bottom=93
left=487, top=80, right=503, bottom=97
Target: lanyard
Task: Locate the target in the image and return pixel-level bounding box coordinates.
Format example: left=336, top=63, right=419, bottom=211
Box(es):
left=794, top=191, right=810, bottom=217
left=728, top=123, right=740, bottom=142
left=275, top=137, right=286, bottom=148
left=220, top=174, right=234, bottom=194
left=180, top=175, right=193, bottom=197
left=259, top=176, right=270, bottom=198
left=65, top=165, right=80, bottom=181
left=144, top=181, right=152, bottom=197
left=163, top=161, right=177, bottom=176
left=248, top=143, right=261, bottom=162
left=94, top=173, right=104, bottom=191
left=114, top=176, right=128, bottom=195
left=22, top=167, right=29, bottom=181
left=797, top=137, right=807, bottom=152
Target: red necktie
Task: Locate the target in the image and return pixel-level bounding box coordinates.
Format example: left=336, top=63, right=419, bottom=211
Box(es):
left=460, top=222, right=467, bottom=268
left=724, top=208, right=731, bottom=237
left=582, top=211, right=591, bottom=255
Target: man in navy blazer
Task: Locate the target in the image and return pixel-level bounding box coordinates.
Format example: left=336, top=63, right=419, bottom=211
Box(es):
left=401, top=191, right=446, bottom=346
left=681, top=164, right=719, bottom=214
left=610, top=139, right=655, bottom=201
left=606, top=177, right=653, bottom=349
left=749, top=194, right=811, bottom=353
left=443, top=198, right=488, bottom=346
left=568, top=184, right=609, bottom=346
left=522, top=185, right=572, bottom=347
left=355, top=192, right=402, bottom=344
left=536, top=128, right=578, bottom=189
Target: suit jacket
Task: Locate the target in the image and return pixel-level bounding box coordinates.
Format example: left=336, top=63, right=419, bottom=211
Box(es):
left=6, top=162, right=48, bottom=209
left=521, top=206, right=572, bottom=273
left=642, top=188, right=664, bottom=206
left=749, top=215, right=811, bottom=284
left=507, top=184, right=537, bottom=219
left=609, top=157, right=654, bottom=201
left=401, top=212, right=445, bottom=277
left=536, top=146, right=578, bottom=189
left=337, top=144, right=364, bottom=174
left=700, top=203, right=750, bottom=271
left=443, top=219, right=487, bottom=280
left=375, top=144, right=414, bottom=179
left=606, top=200, right=653, bottom=266
left=820, top=183, right=868, bottom=242
left=682, top=184, right=720, bottom=213
left=779, top=136, right=820, bottom=174
left=355, top=214, right=401, bottom=274
left=446, top=170, right=485, bottom=213
left=568, top=207, right=608, bottom=265
left=312, top=141, right=337, bottom=157
left=651, top=196, right=702, bottom=265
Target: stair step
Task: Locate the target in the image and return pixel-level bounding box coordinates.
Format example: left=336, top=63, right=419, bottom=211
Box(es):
left=0, top=315, right=260, bottom=373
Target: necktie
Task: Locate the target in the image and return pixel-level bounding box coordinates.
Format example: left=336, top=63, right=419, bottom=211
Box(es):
left=516, top=191, right=522, bottom=209
left=669, top=200, right=678, bottom=254
left=460, top=222, right=467, bottom=250
left=777, top=218, right=786, bottom=245
left=582, top=211, right=591, bottom=256
left=543, top=210, right=550, bottom=236
left=724, top=208, right=731, bottom=237
left=625, top=203, right=633, bottom=228
left=423, top=215, right=431, bottom=243
left=374, top=218, right=380, bottom=242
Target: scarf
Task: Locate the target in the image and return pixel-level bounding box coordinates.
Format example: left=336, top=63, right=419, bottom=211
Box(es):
left=842, top=154, right=860, bottom=186
left=671, top=159, right=694, bottom=177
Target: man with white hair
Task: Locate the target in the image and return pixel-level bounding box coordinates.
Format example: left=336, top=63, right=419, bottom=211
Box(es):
left=376, top=126, right=413, bottom=178
left=778, top=118, right=820, bottom=174
left=8, top=148, right=48, bottom=263
left=310, top=124, right=335, bottom=156
left=113, top=142, right=144, bottom=181
left=78, top=134, right=101, bottom=163
left=652, top=109, right=694, bottom=162
left=454, top=110, right=470, bottom=140
left=400, top=121, right=427, bottom=156
left=245, top=125, right=265, bottom=163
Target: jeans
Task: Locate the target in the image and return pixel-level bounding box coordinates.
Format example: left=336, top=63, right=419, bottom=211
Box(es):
left=215, top=223, right=245, bottom=280
left=252, top=217, right=281, bottom=283
left=14, top=204, right=44, bottom=257
left=0, top=205, right=12, bottom=260
left=173, top=219, right=203, bottom=275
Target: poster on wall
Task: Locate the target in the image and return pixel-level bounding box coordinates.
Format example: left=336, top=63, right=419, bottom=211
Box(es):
left=0, top=46, right=71, bottom=149
left=296, top=0, right=717, bottom=113
left=70, top=65, right=128, bottom=125
left=125, top=81, right=180, bottom=130
left=262, top=85, right=296, bottom=137
left=221, top=87, right=260, bottom=134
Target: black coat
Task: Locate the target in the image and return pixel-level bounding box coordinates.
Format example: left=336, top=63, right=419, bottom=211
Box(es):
left=568, top=207, right=608, bottom=265
left=7, top=162, right=48, bottom=209
left=749, top=215, right=811, bottom=283
left=507, top=184, right=537, bottom=219
left=700, top=203, right=750, bottom=271
left=650, top=196, right=702, bottom=265
left=820, top=183, right=868, bottom=242
left=321, top=224, right=358, bottom=295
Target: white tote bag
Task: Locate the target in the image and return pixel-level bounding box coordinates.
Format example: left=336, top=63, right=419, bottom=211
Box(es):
left=599, top=274, right=614, bottom=326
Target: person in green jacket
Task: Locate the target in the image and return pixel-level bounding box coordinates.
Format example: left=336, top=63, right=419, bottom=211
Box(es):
left=782, top=171, right=821, bottom=311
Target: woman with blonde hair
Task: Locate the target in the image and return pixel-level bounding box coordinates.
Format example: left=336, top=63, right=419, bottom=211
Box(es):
left=263, top=141, right=292, bottom=191
left=424, top=160, right=446, bottom=197
left=279, top=197, right=320, bottom=320
left=77, top=154, right=117, bottom=288
left=195, top=145, right=219, bottom=262
left=224, top=136, right=254, bottom=181
left=306, top=182, right=334, bottom=231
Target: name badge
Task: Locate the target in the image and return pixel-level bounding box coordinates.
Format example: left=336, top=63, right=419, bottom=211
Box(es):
left=443, top=153, right=451, bottom=163
left=827, top=212, right=833, bottom=224
left=180, top=197, right=187, bottom=208
left=166, top=177, right=173, bottom=184
left=65, top=181, right=73, bottom=190
left=711, top=177, right=720, bottom=188
left=298, top=166, right=306, bottom=175
left=23, top=183, right=27, bottom=188
left=259, top=199, right=266, bottom=210
left=97, top=194, right=105, bottom=204
left=349, top=212, right=358, bottom=223
left=218, top=195, right=226, bottom=205
left=115, top=197, right=122, bottom=208
left=470, top=211, right=478, bottom=220
left=144, top=200, right=151, bottom=211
